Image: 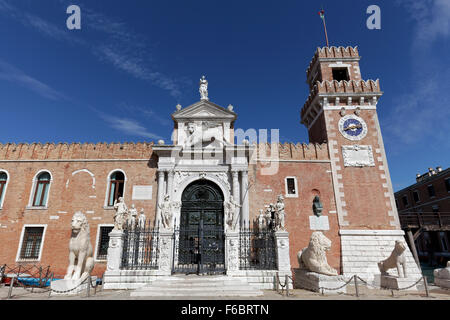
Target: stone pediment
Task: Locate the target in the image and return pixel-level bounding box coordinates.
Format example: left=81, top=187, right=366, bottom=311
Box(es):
left=172, top=100, right=237, bottom=122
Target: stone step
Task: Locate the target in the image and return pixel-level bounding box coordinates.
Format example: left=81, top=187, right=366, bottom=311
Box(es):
left=149, top=280, right=249, bottom=286
left=131, top=290, right=264, bottom=297
left=130, top=275, right=264, bottom=297
left=137, top=285, right=259, bottom=291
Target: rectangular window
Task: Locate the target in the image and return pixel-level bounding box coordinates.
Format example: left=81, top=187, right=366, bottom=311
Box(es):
left=19, top=227, right=44, bottom=260
left=332, top=68, right=350, bottom=81
left=402, top=195, right=408, bottom=207
left=285, top=177, right=298, bottom=197
left=445, top=178, right=450, bottom=192
left=428, top=185, right=436, bottom=198
left=96, top=226, right=114, bottom=260
left=413, top=191, right=420, bottom=203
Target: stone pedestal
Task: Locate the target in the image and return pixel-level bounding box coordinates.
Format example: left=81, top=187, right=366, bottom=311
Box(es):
left=50, top=276, right=97, bottom=295
left=225, top=232, right=239, bottom=275
left=433, top=264, right=450, bottom=289
left=274, top=231, right=291, bottom=272
left=106, top=230, right=124, bottom=271
left=158, top=231, right=174, bottom=275
left=294, top=269, right=347, bottom=294
left=379, top=275, right=418, bottom=291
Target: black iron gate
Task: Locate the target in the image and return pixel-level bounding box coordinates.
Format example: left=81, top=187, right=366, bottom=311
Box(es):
left=172, top=180, right=225, bottom=275
left=173, top=221, right=225, bottom=274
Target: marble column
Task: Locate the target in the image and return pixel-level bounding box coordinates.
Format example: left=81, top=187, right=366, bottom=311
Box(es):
left=166, top=170, right=175, bottom=198
left=240, top=170, right=249, bottom=227
left=155, top=170, right=166, bottom=227
left=231, top=170, right=241, bottom=227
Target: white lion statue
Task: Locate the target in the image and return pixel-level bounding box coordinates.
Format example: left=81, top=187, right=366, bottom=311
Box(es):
left=297, top=231, right=338, bottom=276
left=378, top=240, right=407, bottom=278
left=64, top=211, right=95, bottom=281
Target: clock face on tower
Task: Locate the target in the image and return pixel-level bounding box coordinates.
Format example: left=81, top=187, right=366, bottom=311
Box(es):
left=338, top=115, right=368, bottom=141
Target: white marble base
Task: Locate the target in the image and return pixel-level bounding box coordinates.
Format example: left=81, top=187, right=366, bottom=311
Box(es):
left=50, top=277, right=97, bottom=295
left=379, top=275, right=418, bottom=291
left=309, top=216, right=329, bottom=231
left=339, top=230, right=422, bottom=281
left=433, top=265, right=450, bottom=289
left=434, top=277, right=450, bottom=289
left=294, top=269, right=347, bottom=294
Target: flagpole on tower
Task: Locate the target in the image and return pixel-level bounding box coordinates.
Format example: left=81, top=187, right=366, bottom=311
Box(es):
left=318, top=7, right=329, bottom=47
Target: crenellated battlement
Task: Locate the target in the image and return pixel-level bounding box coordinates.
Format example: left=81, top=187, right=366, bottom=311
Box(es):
left=306, top=46, right=360, bottom=79
left=254, top=142, right=329, bottom=161
left=0, top=142, right=154, bottom=160
left=301, top=79, right=381, bottom=119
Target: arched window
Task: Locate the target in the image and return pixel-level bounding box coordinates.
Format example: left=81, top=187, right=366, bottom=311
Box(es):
left=107, top=171, right=125, bottom=206
left=32, top=172, right=51, bottom=207
left=0, top=171, right=7, bottom=206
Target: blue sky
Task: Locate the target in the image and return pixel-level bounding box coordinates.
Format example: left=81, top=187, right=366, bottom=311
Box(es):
left=0, top=0, right=449, bottom=191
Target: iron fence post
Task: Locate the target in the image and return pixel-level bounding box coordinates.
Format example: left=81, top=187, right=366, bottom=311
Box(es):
left=86, top=275, right=91, bottom=297
left=275, top=273, right=279, bottom=293
left=423, top=276, right=430, bottom=297
left=354, top=275, right=359, bottom=297
left=285, top=275, right=289, bottom=297
left=7, top=275, right=15, bottom=299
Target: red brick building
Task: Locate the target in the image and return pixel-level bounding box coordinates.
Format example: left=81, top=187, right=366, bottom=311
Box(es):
left=395, top=167, right=450, bottom=266
left=0, top=46, right=422, bottom=283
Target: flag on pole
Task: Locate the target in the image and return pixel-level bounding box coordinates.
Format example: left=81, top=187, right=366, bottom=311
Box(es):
left=318, top=9, right=329, bottom=47
left=318, top=9, right=325, bottom=20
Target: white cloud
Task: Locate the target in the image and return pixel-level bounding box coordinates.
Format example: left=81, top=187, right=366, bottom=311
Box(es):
left=0, top=0, right=184, bottom=99
left=396, top=0, right=450, bottom=47
left=99, top=113, right=164, bottom=140
left=385, top=0, right=450, bottom=148
left=118, top=103, right=172, bottom=127
left=0, top=59, right=67, bottom=101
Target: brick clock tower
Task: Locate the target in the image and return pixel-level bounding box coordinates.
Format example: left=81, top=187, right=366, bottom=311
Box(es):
left=301, top=47, right=421, bottom=280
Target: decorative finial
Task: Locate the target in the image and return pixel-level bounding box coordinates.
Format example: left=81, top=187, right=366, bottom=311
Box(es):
left=176, top=104, right=182, bottom=111
left=199, top=75, right=209, bottom=101
left=228, top=104, right=234, bottom=111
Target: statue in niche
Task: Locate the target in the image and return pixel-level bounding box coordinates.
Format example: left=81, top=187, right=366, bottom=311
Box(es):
left=113, top=197, right=128, bottom=231
left=275, top=194, right=286, bottom=231
left=127, top=204, right=138, bottom=229
left=312, top=196, right=323, bottom=217
left=137, top=208, right=146, bottom=229
left=224, top=195, right=241, bottom=231
left=199, top=75, right=209, bottom=100
left=159, top=194, right=173, bottom=230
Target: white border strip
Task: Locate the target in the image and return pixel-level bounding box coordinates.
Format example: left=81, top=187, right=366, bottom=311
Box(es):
left=339, top=229, right=405, bottom=236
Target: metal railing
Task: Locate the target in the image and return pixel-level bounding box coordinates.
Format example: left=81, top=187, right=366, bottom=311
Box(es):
left=399, top=212, right=450, bottom=229
left=274, top=272, right=432, bottom=298
left=121, top=221, right=159, bottom=270
left=239, top=226, right=277, bottom=270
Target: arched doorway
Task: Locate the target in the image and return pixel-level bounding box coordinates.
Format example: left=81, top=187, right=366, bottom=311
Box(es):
left=173, top=180, right=225, bottom=275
